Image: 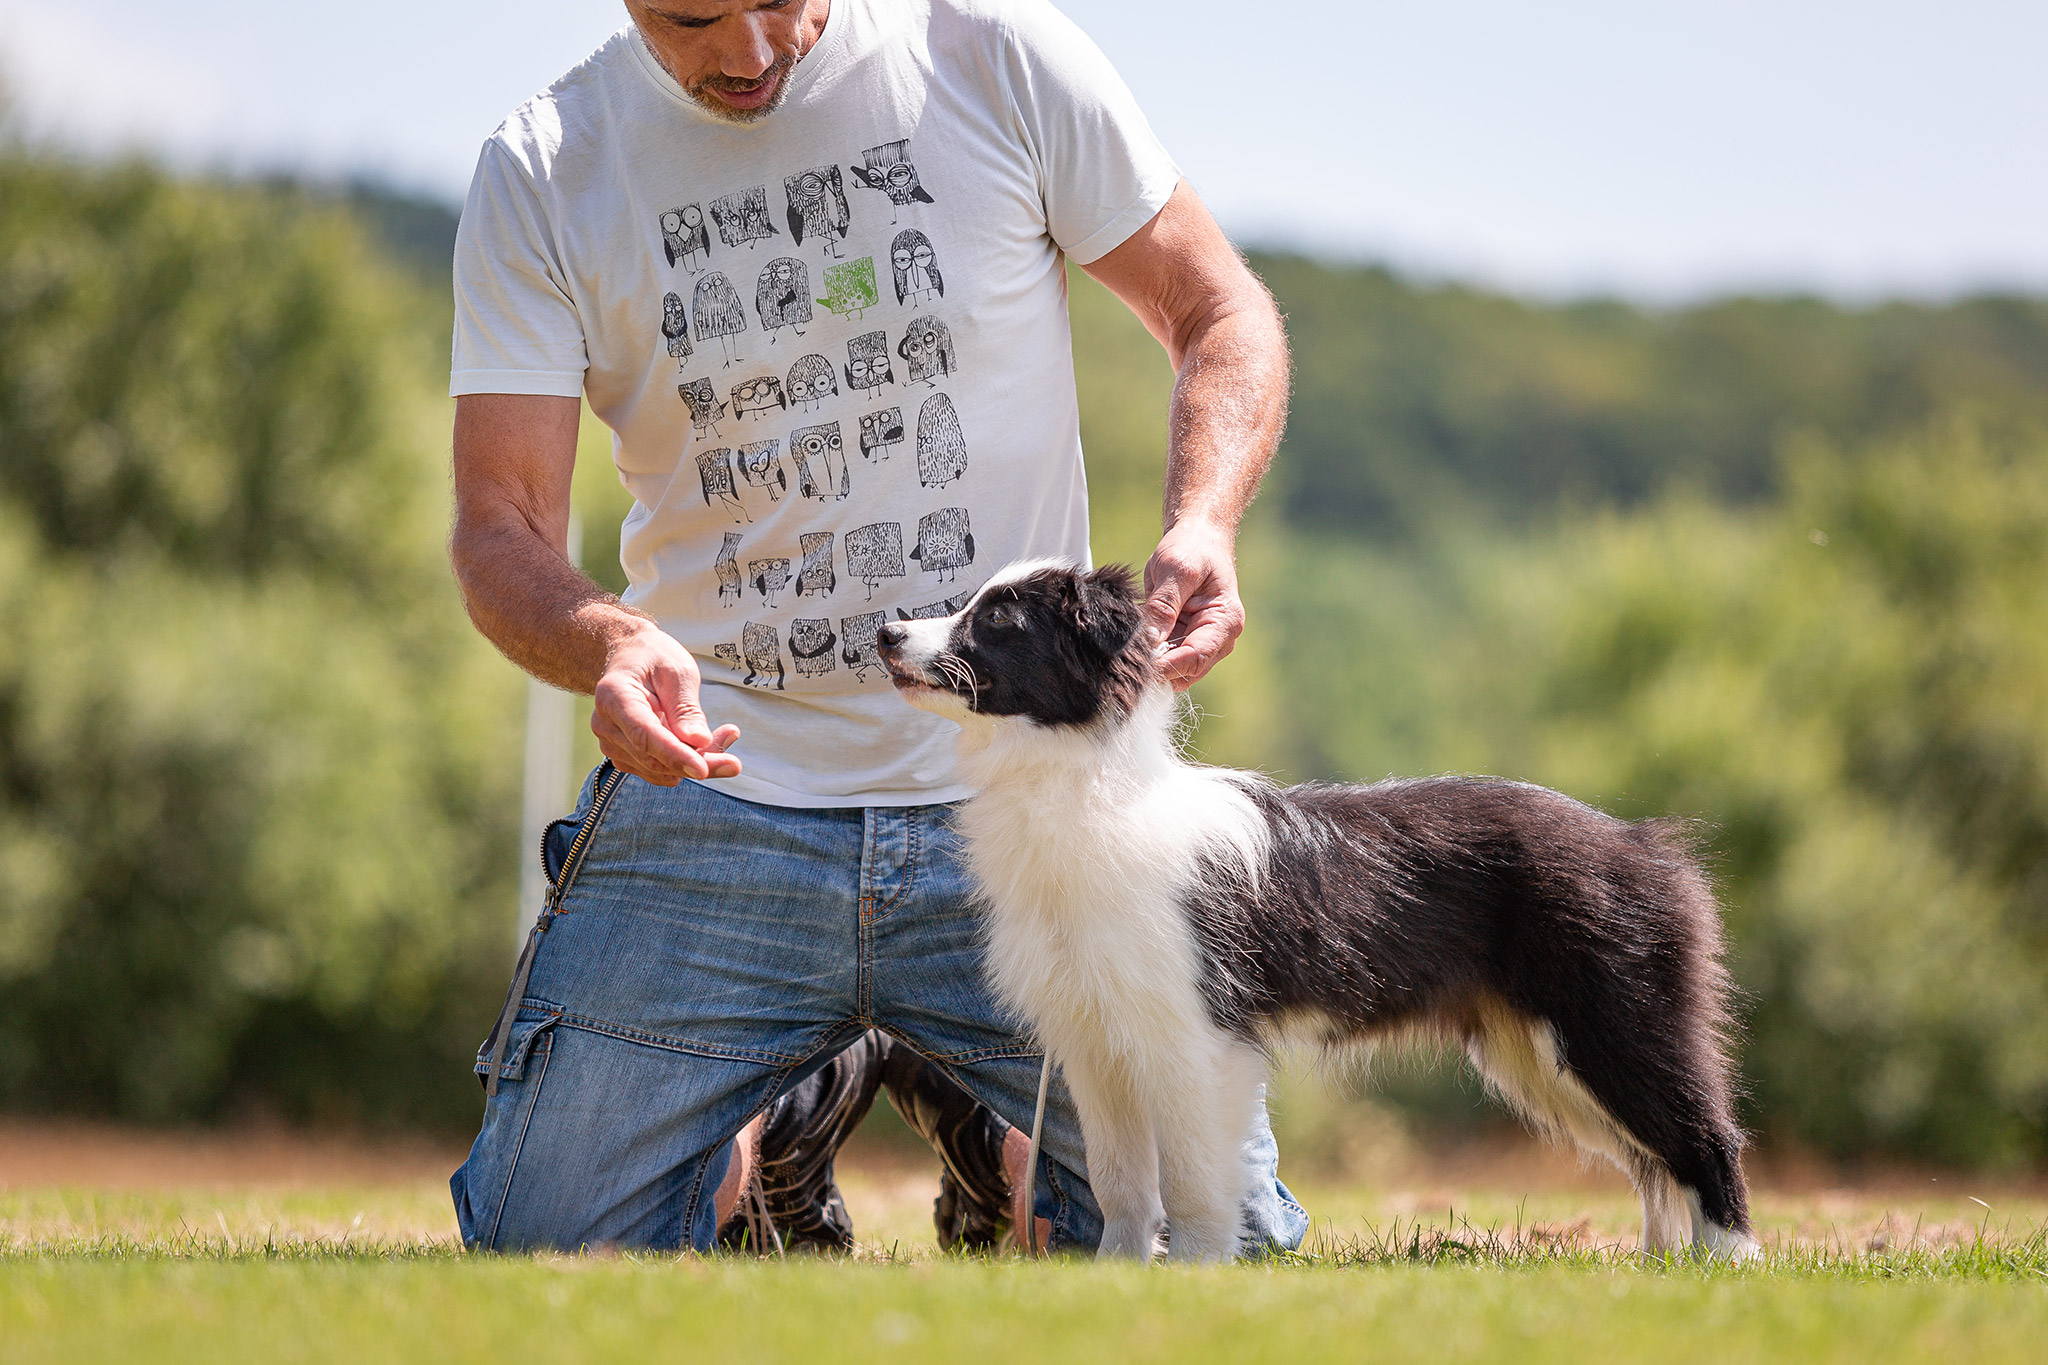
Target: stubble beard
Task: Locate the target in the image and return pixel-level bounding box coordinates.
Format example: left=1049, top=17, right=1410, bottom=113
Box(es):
left=657, top=48, right=800, bottom=125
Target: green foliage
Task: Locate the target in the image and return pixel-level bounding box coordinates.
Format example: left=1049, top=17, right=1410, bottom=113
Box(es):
left=0, top=152, right=519, bottom=1126
left=1231, top=422, right=2048, bottom=1166
left=1253, top=255, right=2048, bottom=539
left=1493, top=422, right=2048, bottom=1166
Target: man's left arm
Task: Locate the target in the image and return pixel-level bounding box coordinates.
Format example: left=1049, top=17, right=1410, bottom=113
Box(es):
left=1081, top=181, right=1289, bottom=690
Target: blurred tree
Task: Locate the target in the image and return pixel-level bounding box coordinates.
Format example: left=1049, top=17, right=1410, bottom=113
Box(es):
left=0, top=152, right=521, bottom=1127
left=1238, top=420, right=2048, bottom=1167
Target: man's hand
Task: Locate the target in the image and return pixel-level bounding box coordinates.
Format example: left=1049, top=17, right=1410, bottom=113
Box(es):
left=1142, top=518, right=1245, bottom=691
left=591, top=620, right=742, bottom=785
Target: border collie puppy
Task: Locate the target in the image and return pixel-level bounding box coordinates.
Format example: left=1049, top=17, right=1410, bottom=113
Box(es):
left=876, top=561, right=1759, bottom=1264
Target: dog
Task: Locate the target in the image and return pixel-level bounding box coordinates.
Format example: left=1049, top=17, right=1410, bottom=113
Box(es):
left=875, top=561, right=1760, bottom=1264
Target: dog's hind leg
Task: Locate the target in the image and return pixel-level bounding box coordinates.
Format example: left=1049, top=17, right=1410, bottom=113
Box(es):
left=1466, top=997, right=1757, bottom=1261
left=1059, top=1048, right=1165, bottom=1260
left=1152, top=1041, right=1266, bottom=1265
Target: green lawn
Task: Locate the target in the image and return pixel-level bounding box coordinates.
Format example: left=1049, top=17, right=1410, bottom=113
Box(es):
left=5, top=1164, right=2046, bottom=1363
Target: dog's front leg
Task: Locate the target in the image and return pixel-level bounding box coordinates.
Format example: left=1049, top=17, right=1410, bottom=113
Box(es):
left=1154, top=1042, right=1268, bottom=1264
left=1060, top=1048, right=1165, bottom=1260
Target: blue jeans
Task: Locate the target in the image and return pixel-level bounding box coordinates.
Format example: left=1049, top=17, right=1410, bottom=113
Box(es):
left=451, top=766, right=1309, bottom=1255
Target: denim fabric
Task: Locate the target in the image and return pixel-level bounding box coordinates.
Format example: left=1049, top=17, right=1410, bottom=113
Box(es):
left=452, top=768, right=1310, bottom=1256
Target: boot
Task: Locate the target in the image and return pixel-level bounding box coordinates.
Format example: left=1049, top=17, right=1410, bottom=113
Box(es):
left=717, top=1031, right=886, bottom=1254
left=878, top=1036, right=1016, bottom=1250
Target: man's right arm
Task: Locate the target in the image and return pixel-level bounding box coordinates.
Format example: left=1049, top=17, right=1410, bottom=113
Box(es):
left=450, top=392, right=740, bottom=786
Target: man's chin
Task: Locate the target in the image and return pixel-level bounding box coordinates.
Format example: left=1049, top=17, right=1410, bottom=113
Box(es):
left=688, top=65, right=792, bottom=123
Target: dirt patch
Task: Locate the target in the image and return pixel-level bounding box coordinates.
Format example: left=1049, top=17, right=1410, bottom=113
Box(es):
left=0, top=1118, right=466, bottom=1190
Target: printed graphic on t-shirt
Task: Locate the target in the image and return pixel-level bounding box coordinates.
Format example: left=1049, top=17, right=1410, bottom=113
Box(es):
left=660, top=205, right=712, bottom=273
left=848, top=140, right=935, bottom=223
left=857, top=406, right=903, bottom=461
left=784, top=166, right=852, bottom=257
left=692, top=273, right=749, bottom=365
left=888, top=230, right=943, bottom=306
left=819, top=258, right=878, bottom=321
left=658, top=135, right=987, bottom=693
left=755, top=258, right=813, bottom=342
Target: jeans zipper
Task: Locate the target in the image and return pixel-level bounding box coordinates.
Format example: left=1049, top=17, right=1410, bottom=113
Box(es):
left=484, top=761, right=627, bottom=1096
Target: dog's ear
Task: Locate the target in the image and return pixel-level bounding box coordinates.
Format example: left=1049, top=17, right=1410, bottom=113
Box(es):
left=1069, top=565, right=1144, bottom=659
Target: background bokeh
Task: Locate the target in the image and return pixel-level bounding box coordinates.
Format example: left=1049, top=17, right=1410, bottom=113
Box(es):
left=0, top=3, right=2044, bottom=1174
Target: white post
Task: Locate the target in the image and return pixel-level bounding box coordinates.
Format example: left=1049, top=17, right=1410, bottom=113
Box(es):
left=518, top=516, right=582, bottom=943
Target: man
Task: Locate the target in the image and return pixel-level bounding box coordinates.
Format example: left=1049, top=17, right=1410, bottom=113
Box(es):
left=448, top=0, right=1302, bottom=1255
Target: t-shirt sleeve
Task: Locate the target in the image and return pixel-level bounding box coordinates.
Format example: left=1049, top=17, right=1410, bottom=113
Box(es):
left=449, top=140, right=589, bottom=398
left=999, top=1, right=1183, bottom=266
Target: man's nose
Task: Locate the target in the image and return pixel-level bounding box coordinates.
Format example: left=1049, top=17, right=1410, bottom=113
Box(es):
left=876, top=622, right=908, bottom=651
left=720, top=16, right=778, bottom=76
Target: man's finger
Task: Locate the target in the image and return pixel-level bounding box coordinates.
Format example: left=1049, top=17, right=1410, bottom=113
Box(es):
left=610, top=689, right=713, bottom=780
left=591, top=707, right=686, bottom=785
left=648, top=663, right=718, bottom=749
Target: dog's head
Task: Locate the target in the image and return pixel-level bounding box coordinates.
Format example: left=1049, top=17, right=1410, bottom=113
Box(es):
left=876, top=561, right=1154, bottom=727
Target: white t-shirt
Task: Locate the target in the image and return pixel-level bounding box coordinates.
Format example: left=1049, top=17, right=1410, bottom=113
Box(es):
left=453, top=0, right=1177, bottom=807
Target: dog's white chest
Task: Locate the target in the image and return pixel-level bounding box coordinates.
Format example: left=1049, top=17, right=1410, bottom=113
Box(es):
left=957, top=774, right=1248, bottom=1055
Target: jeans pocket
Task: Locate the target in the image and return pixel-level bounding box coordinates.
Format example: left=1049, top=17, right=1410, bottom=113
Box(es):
left=542, top=762, right=627, bottom=912
left=475, top=1009, right=559, bottom=1087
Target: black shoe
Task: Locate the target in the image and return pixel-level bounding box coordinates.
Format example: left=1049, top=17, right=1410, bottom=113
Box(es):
left=717, top=1031, right=886, bottom=1255
left=878, top=1037, right=1015, bottom=1251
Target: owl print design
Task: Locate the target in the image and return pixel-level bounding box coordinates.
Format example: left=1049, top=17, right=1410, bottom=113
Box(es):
left=897, top=588, right=976, bottom=621
left=849, top=140, right=935, bottom=224
left=857, top=406, right=904, bottom=461
left=838, top=610, right=886, bottom=681
left=910, top=507, right=974, bottom=584
left=844, top=331, right=895, bottom=393
left=789, top=617, right=838, bottom=678
left=789, top=421, right=849, bottom=501
left=660, top=205, right=711, bottom=272
left=736, top=440, right=787, bottom=503
left=818, top=257, right=879, bottom=323
left=915, top=392, right=968, bottom=489
left=710, top=187, right=778, bottom=250
left=749, top=557, right=792, bottom=608
left=714, top=532, right=743, bottom=607
left=786, top=354, right=839, bottom=411
left=692, top=273, right=748, bottom=365
left=661, top=292, right=692, bottom=370
left=844, top=522, right=905, bottom=599
left=754, top=257, right=812, bottom=342
left=798, top=532, right=836, bottom=597
left=739, top=620, right=785, bottom=690
left=679, top=377, right=729, bottom=439
left=696, top=446, right=748, bottom=522
left=897, top=316, right=956, bottom=387
left=890, top=230, right=943, bottom=307
left=731, top=374, right=788, bottom=422
left=783, top=165, right=851, bottom=257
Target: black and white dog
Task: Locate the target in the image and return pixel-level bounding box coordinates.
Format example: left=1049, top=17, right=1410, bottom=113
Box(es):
left=876, top=561, right=1759, bottom=1264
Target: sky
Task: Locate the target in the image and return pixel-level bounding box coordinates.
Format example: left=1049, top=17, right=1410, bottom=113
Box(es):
left=1, top=0, right=2042, bottom=300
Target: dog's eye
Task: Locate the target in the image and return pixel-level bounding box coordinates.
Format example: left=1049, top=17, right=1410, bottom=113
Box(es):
left=986, top=605, right=1018, bottom=629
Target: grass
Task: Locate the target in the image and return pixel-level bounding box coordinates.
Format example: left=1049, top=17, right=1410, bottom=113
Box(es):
left=4, top=1135, right=2047, bottom=1363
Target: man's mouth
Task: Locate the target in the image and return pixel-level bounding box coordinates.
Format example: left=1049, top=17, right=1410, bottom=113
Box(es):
left=692, top=57, right=794, bottom=113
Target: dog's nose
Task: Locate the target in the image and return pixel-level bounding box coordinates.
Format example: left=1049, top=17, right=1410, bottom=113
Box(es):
left=876, top=622, right=908, bottom=653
